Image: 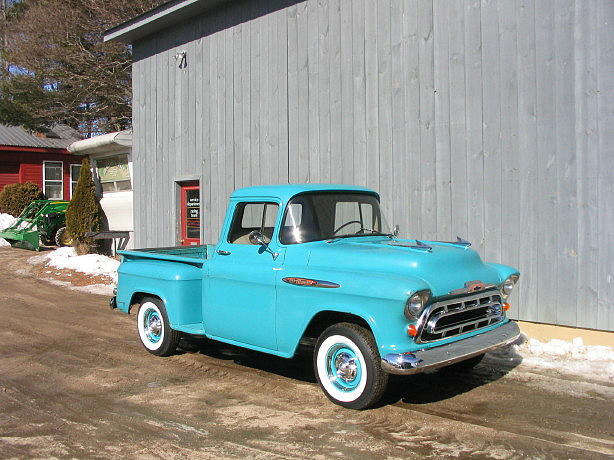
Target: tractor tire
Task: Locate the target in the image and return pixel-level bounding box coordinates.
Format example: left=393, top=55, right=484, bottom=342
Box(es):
left=55, top=227, right=73, bottom=247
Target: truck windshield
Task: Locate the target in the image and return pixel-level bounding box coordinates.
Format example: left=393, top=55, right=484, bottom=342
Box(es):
left=280, top=192, right=392, bottom=244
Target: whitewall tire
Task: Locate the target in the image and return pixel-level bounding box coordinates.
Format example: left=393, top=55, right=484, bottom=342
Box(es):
left=314, top=322, right=388, bottom=410
left=136, top=297, right=180, bottom=356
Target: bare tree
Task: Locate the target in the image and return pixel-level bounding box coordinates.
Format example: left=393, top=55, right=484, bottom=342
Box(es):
left=0, top=0, right=164, bottom=134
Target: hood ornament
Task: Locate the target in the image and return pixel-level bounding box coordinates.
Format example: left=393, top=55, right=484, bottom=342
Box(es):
left=449, top=280, right=495, bottom=295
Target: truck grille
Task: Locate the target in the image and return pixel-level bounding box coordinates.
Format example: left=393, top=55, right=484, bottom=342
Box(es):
left=416, top=290, right=504, bottom=343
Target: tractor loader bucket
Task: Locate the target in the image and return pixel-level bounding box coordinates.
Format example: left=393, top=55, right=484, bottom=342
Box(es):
left=0, top=199, right=70, bottom=251
left=0, top=228, right=40, bottom=251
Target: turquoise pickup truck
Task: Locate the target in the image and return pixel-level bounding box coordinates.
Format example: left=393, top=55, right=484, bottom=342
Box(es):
left=112, top=184, right=520, bottom=409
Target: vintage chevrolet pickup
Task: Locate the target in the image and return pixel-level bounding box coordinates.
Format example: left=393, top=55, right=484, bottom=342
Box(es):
left=112, top=184, right=520, bottom=409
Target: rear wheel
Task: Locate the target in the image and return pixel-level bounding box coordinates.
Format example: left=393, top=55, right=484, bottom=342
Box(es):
left=314, top=322, right=388, bottom=410
left=55, top=227, right=73, bottom=247
left=137, top=297, right=180, bottom=356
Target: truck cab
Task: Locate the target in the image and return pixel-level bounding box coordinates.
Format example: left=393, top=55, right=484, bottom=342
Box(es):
left=114, top=184, right=520, bottom=409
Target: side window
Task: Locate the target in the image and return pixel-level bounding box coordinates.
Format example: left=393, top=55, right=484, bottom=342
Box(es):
left=228, top=202, right=279, bottom=245
left=360, top=202, right=375, bottom=229
left=333, top=201, right=379, bottom=235
left=334, top=201, right=361, bottom=234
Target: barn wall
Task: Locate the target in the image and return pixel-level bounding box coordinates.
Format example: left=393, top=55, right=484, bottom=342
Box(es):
left=131, top=0, right=613, bottom=331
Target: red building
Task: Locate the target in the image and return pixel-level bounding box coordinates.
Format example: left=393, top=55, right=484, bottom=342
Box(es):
left=0, top=124, right=84, bottom=200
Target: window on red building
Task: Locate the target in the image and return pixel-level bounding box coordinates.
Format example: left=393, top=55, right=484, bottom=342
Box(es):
left=43, top=161, right=63, bottom=199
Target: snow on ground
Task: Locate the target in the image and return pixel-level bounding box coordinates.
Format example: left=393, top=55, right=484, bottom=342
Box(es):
left=493, top=335, right=614, bottom=382
left=0, top=213, right=17, bottom=247
left=29, top=247, right=119, bottom=283
left=0, top=212, right=16, bottom=230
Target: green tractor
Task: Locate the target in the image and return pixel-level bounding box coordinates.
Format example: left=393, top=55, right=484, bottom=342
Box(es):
left=0, top=200, right=73, bottom=251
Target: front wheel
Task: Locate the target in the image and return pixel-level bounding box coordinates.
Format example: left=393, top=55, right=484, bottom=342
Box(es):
left=314, top=322, right=388, bottom=410
left=137, top=297, right=180, bottom=356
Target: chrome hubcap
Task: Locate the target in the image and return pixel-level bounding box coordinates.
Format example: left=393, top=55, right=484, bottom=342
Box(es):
left=147, top=317, right=162, bottom=337
left=325, top=344, right=363, bottom=391
left=143, top=308, right=162, bottom=343
left=335, top=353, right=358, bottom=382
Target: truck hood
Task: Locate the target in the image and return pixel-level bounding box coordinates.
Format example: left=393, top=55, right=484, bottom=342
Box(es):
left=306, top=238, right=504, bottom=296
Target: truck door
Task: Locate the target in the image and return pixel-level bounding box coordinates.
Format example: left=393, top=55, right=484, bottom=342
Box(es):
left=205, top=200, right=283, bottom=350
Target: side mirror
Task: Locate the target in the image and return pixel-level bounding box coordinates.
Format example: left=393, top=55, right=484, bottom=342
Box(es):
left=393, top=225, right=400, bottom=237
left=248, top=230, right=279, bottom=260
left=248, top=230, right=267, bottom=246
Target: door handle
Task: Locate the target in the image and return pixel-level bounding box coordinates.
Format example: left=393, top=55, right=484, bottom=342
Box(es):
left=216, top=250, right=231, bottom=256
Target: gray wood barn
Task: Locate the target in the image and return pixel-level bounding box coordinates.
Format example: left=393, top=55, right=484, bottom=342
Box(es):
left=106, top=0, right=613, bottom=332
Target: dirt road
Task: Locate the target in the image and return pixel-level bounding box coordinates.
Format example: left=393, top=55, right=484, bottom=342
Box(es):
left=0, top=248, right=613, bottom=459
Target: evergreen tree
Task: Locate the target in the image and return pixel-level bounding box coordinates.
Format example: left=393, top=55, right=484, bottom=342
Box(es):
left=65, top=157, right=101, bottom=254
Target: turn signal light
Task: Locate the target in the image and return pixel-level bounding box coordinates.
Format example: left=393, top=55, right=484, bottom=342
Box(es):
left=407, top=325, right=418, bottom=337
left=503, top=302, right=511, bottom=311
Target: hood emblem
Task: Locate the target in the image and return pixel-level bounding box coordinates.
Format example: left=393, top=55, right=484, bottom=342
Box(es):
left=449, top=280, right=493, bottom=295
left=466, top=280, right=486, bottom=293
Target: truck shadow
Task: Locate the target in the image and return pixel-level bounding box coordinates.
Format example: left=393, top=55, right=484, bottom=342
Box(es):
left=380, top=344, right=524, bottom=406
left=178, top=336, right=318, bottom=383
left=178, top=336, right=525, bottom=405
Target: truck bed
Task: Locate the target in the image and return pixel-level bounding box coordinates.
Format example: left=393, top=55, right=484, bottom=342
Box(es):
left=117, top=245, right=213, bottom=266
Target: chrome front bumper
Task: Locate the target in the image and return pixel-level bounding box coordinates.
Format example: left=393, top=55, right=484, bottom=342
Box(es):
left=381, top=321, right=521, bottom=375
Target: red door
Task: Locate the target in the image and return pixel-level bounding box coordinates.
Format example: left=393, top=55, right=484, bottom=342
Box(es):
left=179, top=182, right=201, bottom=246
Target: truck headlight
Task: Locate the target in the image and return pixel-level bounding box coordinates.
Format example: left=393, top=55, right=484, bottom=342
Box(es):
left=404, top=290, right=431, bottom=320
left=500, top=274, right=519, bottom=300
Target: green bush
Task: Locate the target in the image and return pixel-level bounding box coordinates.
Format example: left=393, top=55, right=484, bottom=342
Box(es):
left=0, top=182, right=44, bottom=217
left=66, top=157, right=102, bottom=254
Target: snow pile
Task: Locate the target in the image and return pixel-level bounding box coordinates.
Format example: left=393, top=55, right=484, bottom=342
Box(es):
left=0, top=212, right=17, bottom=230
left=34, top=247, right=119, bottom=283
left=0, top=213, right=17, bottom=247
left=513, top=337, right=614, bottom=381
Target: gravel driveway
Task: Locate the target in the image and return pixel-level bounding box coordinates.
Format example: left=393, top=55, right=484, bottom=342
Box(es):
left=0, top=247, right=612, bottom=459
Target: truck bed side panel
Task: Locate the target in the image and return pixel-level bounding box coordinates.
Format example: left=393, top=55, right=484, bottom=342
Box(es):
left=116, top=259, right=203, bottom=328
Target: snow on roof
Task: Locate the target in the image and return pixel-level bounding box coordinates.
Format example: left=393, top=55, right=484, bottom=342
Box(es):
left=68, top=129, right=132, bottom=155
left=0, top=124, right=82, bottom=150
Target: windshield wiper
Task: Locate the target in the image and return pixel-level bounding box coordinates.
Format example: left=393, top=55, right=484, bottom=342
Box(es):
left=326, top=231, right=393, bottom=243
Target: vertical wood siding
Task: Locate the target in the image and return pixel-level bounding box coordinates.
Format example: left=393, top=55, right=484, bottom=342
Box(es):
left=131, top=0, right=613, bottom=331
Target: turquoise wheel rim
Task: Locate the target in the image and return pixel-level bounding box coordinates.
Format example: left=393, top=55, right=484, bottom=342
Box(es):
left=326, top=344, right=363, bottom=392
left=143, top=308, right=162, bottom=343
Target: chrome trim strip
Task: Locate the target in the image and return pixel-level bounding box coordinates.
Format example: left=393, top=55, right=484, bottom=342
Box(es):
left=381, top=321, right=520, bottom=375
left=426, top=316, right=502, bottom=335
left=414, top=289, right=503, bottom=344
left=388, top=240, right=433, bottom=252
left=282, top=277, right=340, bottom=288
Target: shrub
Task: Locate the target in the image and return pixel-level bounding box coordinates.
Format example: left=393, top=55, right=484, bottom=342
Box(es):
left=0, top=182, right=44, bottom=217
left=66, top=157, right=102, bottom=254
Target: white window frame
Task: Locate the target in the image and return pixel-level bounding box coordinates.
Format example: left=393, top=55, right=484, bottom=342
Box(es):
left=69, top=163, right=81, bottom=199
left=43, top=161, right=63, bottom=200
